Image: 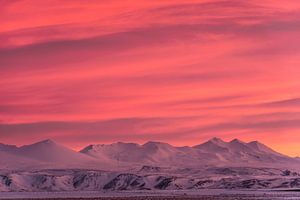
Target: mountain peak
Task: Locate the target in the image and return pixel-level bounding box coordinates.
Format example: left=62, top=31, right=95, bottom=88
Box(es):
left=209, top=137, right=225, bottom=144
left=40, top=139, right=55, bottom=144
left=20, top=139, right=60, bottom=150
left=143, top=141, right=171, bottom=147
left=31, top=139, right=57, bottom=146
left=142, top=141, right=173, bottom=152
left=248, top=140, right=261, bottom=146
left=79, top=144, right=98, bottom=153
left=144, top=141, right=163, bottom=145
left=193, top=137, right=228, bottom=152
left=113, top=142, right=139, bottom=146
left=230, top=138, right=245, bottom=144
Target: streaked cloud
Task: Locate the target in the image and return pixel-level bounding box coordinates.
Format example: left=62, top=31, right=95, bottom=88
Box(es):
left=1, top=0, right=300, bottom=156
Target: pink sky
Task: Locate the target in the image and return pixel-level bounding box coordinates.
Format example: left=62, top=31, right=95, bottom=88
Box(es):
left=0, top=0, right=300, bottom=156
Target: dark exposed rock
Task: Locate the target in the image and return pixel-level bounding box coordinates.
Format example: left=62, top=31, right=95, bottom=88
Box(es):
left=282, top=170, right=292, bottom=176
left=139, top=166, right=162, bottom=173
left=193, top=180, right=214, bottom=188
left=290, top=178, right=300, bottom=188
left=103, top=173, right=145, bottom=190
left=0, top=175, right=12, bottom=186
left=212, top=178, right=272, bottom=189
left=155, top=176, right=174, bottom=189
left=73, top=174, right=87, bottom=188
left=72, top=171, right=103, bottom=190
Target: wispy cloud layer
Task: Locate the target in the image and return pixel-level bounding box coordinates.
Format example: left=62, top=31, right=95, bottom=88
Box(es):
left=1, top=0, right=300, bottom=156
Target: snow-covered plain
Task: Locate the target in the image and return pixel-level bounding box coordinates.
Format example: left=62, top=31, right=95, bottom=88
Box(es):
left=1, top=190, right=300, bottom=199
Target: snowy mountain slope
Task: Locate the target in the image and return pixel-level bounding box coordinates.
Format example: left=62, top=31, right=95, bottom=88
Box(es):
left=0, top=143, right=18, bottom=153
left=194, top=138, right=293, bottom=165
left=18, top=139, right=94, bottom=164
left=193, top=137, right=228, bottom=153
left=0, top=151, right=42, bottom=170
left=80, top=142, right=143, bottom=163
left=247, top=141, right=284, bottom=156
left=80, top=141, right=220, bottom=167
left=0, top=140, right=112, bottom=170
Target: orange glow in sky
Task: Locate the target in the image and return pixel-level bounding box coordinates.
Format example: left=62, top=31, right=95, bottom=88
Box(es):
left=1, top=0, right=300, bottom=156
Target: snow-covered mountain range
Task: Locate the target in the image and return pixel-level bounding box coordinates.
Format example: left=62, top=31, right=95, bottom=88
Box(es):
left=1, top=138, right=300, bottom=192
left=0, top=138, right=298, bottom=170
